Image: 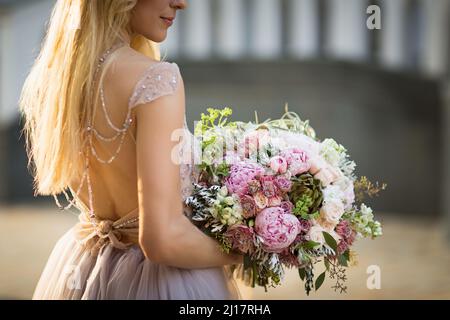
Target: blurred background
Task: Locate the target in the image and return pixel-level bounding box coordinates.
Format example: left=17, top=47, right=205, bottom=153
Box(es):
left=0, top=0, right=449, bottom=299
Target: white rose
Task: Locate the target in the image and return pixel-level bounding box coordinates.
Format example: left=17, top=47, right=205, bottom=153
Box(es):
left=307, top=224, right=326, bottom=246
left=314, top=165, right=343, bottom=186
left=320, top=199, right=345, bottom=225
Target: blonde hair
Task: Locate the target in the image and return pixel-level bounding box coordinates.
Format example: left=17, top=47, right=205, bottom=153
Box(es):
left=19, top=0, right=160, bottom=196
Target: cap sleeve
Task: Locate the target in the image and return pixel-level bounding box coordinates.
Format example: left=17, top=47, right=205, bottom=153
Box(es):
left=128, top=61, right=180, bottom=109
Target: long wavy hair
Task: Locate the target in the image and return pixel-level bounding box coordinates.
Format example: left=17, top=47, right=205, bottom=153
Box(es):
left=19, top=0, right=160, bottom=196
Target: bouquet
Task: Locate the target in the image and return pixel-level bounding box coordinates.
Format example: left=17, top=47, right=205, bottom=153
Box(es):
left=184, top=105, right=385, bottom=294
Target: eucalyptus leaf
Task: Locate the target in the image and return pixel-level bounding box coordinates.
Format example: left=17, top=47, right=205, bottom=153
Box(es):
left=315, top=271, right=326, bottom=291
left=322, top=231, right=338, bottom=253
left=343, top=249, right=350, bottom=261
left=324, top=258, right=330, bottom=271
left=298, top=268, right=306, bottom=281
left=302, top=240, right=321, bottom=249
left=338, top=254, right=348, bottom=267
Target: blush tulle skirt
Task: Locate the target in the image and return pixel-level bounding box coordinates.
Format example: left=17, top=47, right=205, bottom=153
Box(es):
left=32, top=225, right=242, bottom=300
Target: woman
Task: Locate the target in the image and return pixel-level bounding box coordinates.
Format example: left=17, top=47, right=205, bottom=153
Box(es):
left=19, top=0, right=243, bottom=299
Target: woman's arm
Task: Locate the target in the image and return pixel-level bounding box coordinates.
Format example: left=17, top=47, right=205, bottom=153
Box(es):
left=134, top=72, right=243, bottom=269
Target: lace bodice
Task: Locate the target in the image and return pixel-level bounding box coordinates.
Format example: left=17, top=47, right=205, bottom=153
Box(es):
left=129, top=62, right=180, bottom=109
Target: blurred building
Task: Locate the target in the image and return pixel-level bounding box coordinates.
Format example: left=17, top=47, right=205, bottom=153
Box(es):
left=0, top=1, right=449, bottom=233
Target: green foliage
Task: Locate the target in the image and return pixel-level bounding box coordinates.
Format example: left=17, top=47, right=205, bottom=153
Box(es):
left=322, top=231, right=338, bottom=253
left=289, top=173, right=323, bottom=218
left=195, top=107, right=235, bottom=136
left=315, top=271, right=326, bottom=291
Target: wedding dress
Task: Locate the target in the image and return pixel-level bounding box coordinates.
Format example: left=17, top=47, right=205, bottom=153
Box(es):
left=32, top=41, right=242, bottom=300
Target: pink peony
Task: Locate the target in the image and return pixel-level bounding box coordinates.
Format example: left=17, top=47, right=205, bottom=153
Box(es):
left=274, top=176, right=292, bottom=192
left=280, top=148, right=311, bottom=176
left=224, top=161, right=265, bottom=196
left=224, top=224, right=256, bottom=254
left=269, top=156, right=288, bottom=174
left=255, top=207, right=301, bottom=253
left=239, top=195, right=257, bottom=219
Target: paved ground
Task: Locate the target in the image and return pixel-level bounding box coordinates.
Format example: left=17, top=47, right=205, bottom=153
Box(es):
left=0, top=205, right=449, bottom=299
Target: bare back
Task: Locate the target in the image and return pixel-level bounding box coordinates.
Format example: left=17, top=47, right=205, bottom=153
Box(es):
left=69, top=44, right=181, bottom=221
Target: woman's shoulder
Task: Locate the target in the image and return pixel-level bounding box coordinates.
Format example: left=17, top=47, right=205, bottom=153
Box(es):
left=107, top=47, right=182, bottom=109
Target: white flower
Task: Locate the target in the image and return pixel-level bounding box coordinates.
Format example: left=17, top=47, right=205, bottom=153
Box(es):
left=320, top=199, right=345, bottom=225
left=307, top=224, right=326, bottom=246
left=218, top=186, right=228, bottom=197
left=209, top=207, right=219, bottom=219
left=320, top=139, right=346, bottom=167
left=360, top=203, right=374, bottom=218
left=232, top=204, right=243, bottom=218
left=333, top=176, right=355, bottom=209
left=224, top=196, right=235, bottom=206
left=322, top=185, right=345, bottom=202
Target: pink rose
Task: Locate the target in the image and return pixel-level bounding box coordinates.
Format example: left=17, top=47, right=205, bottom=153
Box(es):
left=259, top=175, right=278, bottom=198
left=298, top=218, right=312, bottom=233
left=253, top=191, right=268, bottom=210
left=279, top=201, right=294, bottom=214
left=246, top=179, right=261, bottom=195
left=254, top=207, right=301, bottom=253
left=269, top=156, right=288, bottom=174
left=239, top=195, right=257, bottom=219
left=268, top=195, right=282, bottom=207
left=224, top=224, right=256, bottom=254
left=274, top=176, right=292, bottom=192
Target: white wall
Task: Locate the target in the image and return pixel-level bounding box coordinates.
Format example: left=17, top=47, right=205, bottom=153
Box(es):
left=0, top=0, right=55, bottom=126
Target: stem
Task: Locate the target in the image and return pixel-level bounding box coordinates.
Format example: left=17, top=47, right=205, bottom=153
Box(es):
left=252, top=261, right=257, bottom=288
